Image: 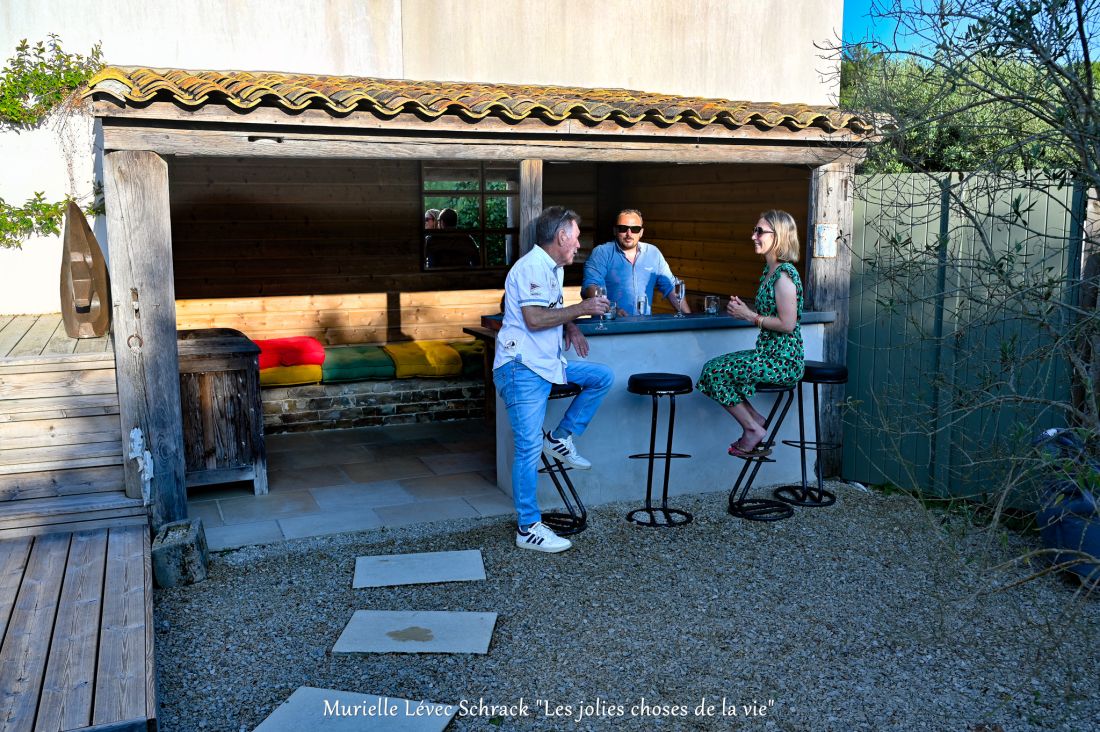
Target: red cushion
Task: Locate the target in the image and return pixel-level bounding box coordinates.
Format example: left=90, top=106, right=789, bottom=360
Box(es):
left=254, top=337, right=326, bottom=369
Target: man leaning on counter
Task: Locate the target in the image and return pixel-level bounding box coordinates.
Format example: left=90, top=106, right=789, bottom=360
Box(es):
left=581, top=208, right=691, bottom=316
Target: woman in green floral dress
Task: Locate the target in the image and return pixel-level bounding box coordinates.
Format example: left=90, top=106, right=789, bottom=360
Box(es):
left=697, top=210, right=804, bottom=458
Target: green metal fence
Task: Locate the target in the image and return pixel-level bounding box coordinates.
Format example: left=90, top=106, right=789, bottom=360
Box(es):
left=843, top=174, right=1088, bottom=502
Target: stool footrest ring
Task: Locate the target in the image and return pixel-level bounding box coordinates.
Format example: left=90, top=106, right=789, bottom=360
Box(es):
left=626, top=507, right=693, bottom=527
left=726, top=497, right=794, bottom=521
left=628, top=452, right=691, bottom=460
left=773, top=485, right=837, bottom=507
left=780, top=439, right=842, bottom=451
left=541, top=511, right=587, bottom=536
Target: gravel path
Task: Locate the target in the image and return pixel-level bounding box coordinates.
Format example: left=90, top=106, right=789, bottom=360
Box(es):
left=153, top=483, right=1099, bottom=731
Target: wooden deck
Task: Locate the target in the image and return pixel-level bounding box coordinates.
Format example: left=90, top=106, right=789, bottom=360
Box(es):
left=0, top=314, right=111, bottom=361
left=0, top=526, right=156, bottom=732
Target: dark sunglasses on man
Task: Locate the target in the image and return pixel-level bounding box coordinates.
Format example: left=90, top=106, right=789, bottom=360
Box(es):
left=615, top=225, right=643, bottom=234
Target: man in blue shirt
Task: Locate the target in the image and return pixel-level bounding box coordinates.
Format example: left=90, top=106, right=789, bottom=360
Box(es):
left=581, top=209, right=691, bottom=315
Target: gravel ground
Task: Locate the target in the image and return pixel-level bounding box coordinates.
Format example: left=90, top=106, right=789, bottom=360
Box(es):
left=154, top=483, right=1099, bottom=731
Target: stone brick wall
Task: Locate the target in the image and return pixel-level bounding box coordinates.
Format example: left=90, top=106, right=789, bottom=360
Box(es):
left=262, top=377, right=485, bottom=433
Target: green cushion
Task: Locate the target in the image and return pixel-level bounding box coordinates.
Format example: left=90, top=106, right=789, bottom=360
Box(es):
left=448, top=339, right=486, bottom=377
left=322, top=345, right=395, bottom=382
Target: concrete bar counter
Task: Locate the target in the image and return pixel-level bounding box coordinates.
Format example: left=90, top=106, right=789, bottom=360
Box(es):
left=488, top=311, right=835, bottom=510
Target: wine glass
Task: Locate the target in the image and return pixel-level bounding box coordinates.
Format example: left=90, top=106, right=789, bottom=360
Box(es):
left=593, top=285, right=608, bottom=330
left=673, top=279, right=687, bottom=318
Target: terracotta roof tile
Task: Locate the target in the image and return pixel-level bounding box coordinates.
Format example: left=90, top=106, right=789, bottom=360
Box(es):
left=84, top=66, right=870, bottom=133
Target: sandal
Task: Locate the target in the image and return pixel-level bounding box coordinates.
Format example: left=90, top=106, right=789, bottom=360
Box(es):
left=728, top=440, right=772, bottom=458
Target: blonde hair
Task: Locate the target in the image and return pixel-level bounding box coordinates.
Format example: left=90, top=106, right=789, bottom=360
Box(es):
left=761, top=209, right=800, bottom=263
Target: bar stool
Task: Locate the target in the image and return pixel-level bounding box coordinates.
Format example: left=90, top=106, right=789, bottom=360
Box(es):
left=727, top=383, right=797, bottom=521
left=773, top=360, right=848, bottom=507
left=626, top=372, right=693, bottom=527
left=537, top=382, right=588, bottom=535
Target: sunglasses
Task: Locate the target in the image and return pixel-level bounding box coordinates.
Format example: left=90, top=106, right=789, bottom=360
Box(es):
left=615, top=225, right=643, bottom=234
left=753, top=227, right=775, bottom=236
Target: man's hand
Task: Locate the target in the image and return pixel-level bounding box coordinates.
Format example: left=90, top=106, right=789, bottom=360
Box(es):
left=564, top=322, right=590, bottom=358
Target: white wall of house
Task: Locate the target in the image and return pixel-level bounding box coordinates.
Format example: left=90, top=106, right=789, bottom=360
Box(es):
left=0, top=0, right=843, bottom=314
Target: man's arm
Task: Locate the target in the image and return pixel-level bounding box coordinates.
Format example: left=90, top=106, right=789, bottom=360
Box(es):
left=522, top=297, right=608, bottom=330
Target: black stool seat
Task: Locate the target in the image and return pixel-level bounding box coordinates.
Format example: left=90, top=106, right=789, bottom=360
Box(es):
left=727, top=382, right=796, bottom=521
left=628, top=372, right=693, bottom=395
left=539, top=381, right=587, bottom=535
left=803, top=360, right=848, bottom=384
left=774, top=360, right=849, bottom=508
left=626, top=372, right=693, bottom=527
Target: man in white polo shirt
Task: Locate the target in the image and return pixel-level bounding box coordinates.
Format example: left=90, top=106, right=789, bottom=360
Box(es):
left=494, top=206, right=614, bottom=553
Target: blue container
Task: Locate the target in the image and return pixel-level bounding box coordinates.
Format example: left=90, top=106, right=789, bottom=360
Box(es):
left=1035, top=430, right=1100, bottom=588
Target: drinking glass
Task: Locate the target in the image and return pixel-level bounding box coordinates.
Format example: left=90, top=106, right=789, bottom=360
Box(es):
left=705, top=295, right=720, bottom=315
left=673, top=279, right=687, bottom=318
left=635, top=294, right=649, bottom=316
left=593, top=285, right=608, bottom=330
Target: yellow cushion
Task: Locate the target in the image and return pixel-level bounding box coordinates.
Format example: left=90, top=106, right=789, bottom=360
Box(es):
left=381, top=341, right=463, bottom=378
left=260, top=364, right=322, bottom=386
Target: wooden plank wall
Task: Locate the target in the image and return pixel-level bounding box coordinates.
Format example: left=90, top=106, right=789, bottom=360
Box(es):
left=170, top=157, right=507, bottom=299
left=175, top=289, right=506, bottom=344
left=602, top=163, right=812, bottom=298
left=0, top=355, right=125, bottom=503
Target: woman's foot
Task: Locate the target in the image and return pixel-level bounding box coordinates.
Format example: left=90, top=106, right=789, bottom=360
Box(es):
left=729, top=423, right=769, bottom=456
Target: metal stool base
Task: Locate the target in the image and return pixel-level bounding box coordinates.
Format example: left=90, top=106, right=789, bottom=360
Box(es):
left=538, top=455, right=587, bottom=536
left=726, top=497, right=794, bottom=521
left=627, top=507, right=693, bottom=527
left=772, top=484, right=837, bottom=507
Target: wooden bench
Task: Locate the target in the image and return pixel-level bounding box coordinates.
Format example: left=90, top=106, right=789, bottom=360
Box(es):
left=0, top=525, right=156, bottom=732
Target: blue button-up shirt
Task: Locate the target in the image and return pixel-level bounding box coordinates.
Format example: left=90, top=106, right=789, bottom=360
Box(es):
left=582, top=241, right=677, bottom=315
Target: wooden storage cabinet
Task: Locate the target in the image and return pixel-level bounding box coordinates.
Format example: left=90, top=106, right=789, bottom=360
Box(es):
left=177, top=328, right=268, bottom=494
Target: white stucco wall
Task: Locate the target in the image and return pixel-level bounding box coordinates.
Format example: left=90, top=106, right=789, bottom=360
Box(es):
left=0, top=0, right=842, bottom=314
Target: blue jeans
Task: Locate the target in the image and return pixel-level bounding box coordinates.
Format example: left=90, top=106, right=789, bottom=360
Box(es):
left=493, top=357, right=614, bottom=527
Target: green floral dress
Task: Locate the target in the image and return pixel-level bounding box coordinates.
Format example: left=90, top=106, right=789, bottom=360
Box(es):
left=697, top=263, right=805, bottom=406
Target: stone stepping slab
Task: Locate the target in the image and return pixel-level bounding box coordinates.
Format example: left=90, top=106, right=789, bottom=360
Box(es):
left=253, top=686, right=455, bottom=731
left=333, top=610, right=497, bottom=654
left=353, top=549, right=485, bottom=588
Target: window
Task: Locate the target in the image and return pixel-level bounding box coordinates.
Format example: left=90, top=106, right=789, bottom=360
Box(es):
left=421, top=162, right=519, bottom=270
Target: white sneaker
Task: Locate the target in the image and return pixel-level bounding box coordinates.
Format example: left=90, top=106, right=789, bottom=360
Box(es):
left=515, top=521, right=572, bottom=553
left=542, top=432, right=592, bottom=469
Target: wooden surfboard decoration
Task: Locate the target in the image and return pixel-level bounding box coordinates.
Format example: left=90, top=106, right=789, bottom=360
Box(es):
left=60, top=200, right=111, bottom=338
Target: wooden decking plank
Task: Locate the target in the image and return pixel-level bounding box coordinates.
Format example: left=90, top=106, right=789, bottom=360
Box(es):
left=0, top=455, right=125, bottom=477
left=71, top=335, right=111, bottom=355
left=0, top=353, right=113, bottom=372
left=0, top=515, right=146, bottom=542
left=8, top=316, right=64, bottom=359
left=40, top=315, right=78, bottom=357
left=0, top=442, right=124, bottom=473
left=36, top=529, right=108, bottom=732
left=0, top=492, right=144, bottom=526
left=0, top=368, right=118, bottom=400
left=0, top=316, right=37, bottom=359
left=0, top=393, right=120, bottom=419
left=0, top=537, right=33, bottom=643
left=0, top=466, right=125, bottom=503
left=0, top=532, right=71, bottom=731
left=142, top=529, right=155, bottom=726
left=0, top=415, right=125, bottom=452
left=92, top=526, right=147, bottom=726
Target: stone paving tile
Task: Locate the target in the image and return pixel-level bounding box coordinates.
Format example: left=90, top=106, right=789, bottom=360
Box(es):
left=187, top=481, right=255, bottom=502
left=419, top=451, right=496, bottom=476
left=314, top=428, right=394, bottom=448
left=341, top=456, right=435, bottom=483
left=398, top=472, right=498, bottom=498
left=186, top=500, right=224, bottom=529
left=372, top=498, right=480, bottom=527
left=205, top=520, right=284, bottom=551
left=440, top=437, right=495, bottom=454
left=264, top=432, right=323, bottom=454
left=358, top=440, right=448, bottom=460
left=279, top=509, right=383, bottom=540
left=253, top=686, right=454, bottom=731
left=267, top=465, right=353, bottom=492
left=309, top=481, right=417, bottom=511
left=353, top=549, right=485, bottom=588
left=333, top=610, right=497, bottom=654
left=267, top=445, right=370, bottom=471
left=219, top=490, right=322, bottom=524
left=462, top=491, right=515, bottom=518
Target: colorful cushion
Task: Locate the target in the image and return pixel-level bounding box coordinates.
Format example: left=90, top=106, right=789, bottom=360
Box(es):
left=381, top=341, right=463, bottom=378
left=448, top=339, right=486, bottom=378
left=254, top=336, right=326, bottom=370
left=260, top=364, right=322, bottom=387
left=322, top=345, right=396, bottom=383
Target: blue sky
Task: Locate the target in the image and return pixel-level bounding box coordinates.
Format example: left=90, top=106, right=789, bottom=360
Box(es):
left=842, top=0, right=896, bottom=46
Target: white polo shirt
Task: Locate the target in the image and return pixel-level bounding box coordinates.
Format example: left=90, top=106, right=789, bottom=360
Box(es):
left=493, top=245, right=567, bottom=384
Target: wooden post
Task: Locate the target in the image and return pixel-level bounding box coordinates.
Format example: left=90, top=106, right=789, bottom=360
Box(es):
left=519, top=159, right=543, bottom=255
left=104, top=150, right=187, bottom=529
left=805, top=161, right=855, bottom=478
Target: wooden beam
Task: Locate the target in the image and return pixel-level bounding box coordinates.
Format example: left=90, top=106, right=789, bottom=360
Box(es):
left=102, top=124, right=865, bottom=167
left=104, top=150, right=186, bottom=528
left=805, top=161, right=855, bottom=478
left=519, top=159, right=543, bottom=255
